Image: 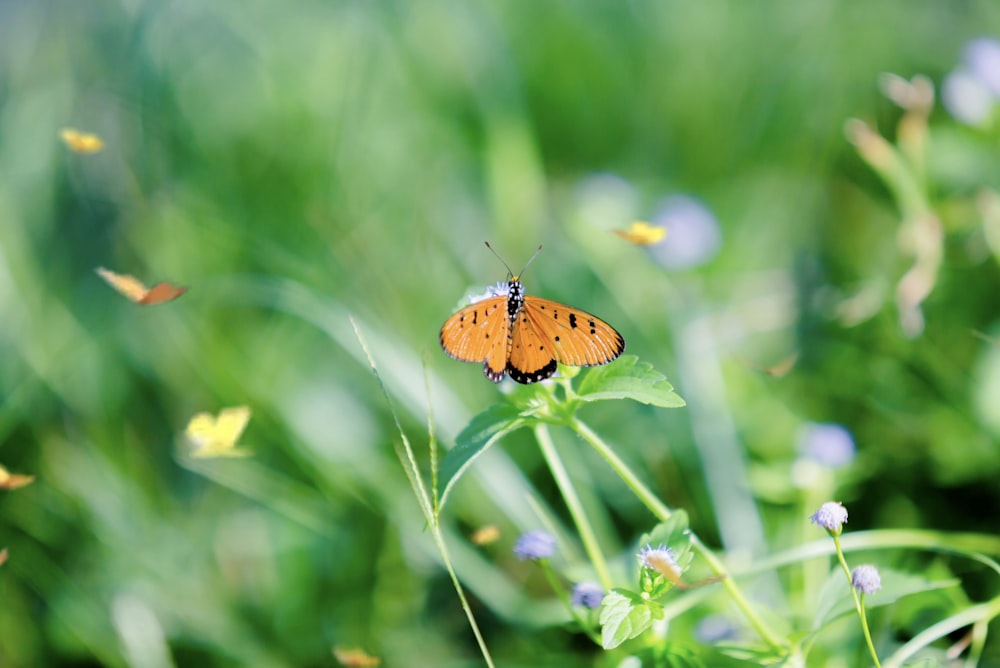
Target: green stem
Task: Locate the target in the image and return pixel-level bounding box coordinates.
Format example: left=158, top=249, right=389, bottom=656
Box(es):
left=535, top=423, right=613, bottom=590
left=833, top=534, right=881, bottom=668
left=429, top=524, right=497, bottom=668
left=568, top=419, right=672, bottom=519
left=569, top=417, right=785, bottom=652
left=539, top=560, right=603, bottom=646
left=351, top=319, right=495, bottom=666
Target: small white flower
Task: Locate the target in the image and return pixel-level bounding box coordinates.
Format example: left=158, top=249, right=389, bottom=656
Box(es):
left=468, top=281, right=509, bottom=304
left=809, top=501, right=848, bottom=533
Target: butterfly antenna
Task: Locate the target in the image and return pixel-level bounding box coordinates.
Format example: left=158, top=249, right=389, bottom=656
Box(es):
left=484, top=241, right=515, bottom=278
left=484, top=242, right=544, bottom=279
left=518, top=245, right=544, bottom=278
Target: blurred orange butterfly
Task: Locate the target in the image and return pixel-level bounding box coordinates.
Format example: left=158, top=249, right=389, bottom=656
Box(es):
left=96, top=267, right=187, bottom=305
left=440, top=244, right=625, bottom=384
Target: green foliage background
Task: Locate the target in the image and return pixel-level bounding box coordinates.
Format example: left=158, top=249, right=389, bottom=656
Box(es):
left=2, top=1, right=1000, bottom=666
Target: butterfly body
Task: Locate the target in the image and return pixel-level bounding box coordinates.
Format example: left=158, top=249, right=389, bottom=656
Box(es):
left=440, top=274, right=625, bottom=384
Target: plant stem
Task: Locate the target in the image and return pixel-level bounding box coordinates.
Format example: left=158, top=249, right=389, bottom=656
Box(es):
left=351, top=319, right=495, bottom=666
left=539, top=560, right=603, bottom=645
left=430, top=524, right=497, bottom=668
left=535, top=423, right=613, bottom=590
left=569, top=417, right=785, bottom=652
left=833, top=534, right=881, bottom=668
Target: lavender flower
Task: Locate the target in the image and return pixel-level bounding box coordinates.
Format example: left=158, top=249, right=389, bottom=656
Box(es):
left=648, top=196, right=721, bottom=270
left=942, top=70, right=996, bottom=126
left=852, top=565, right=882, bottom=594
left=798, top=422, right=856, bottom=468
left=942, top=37, right=1000, bottom=125
left=513, top=530, right=556, bottom=561
left=809, top=501, right=848, bottom=534
left=637, top=543, right=680, bottom=575
left=964, top=38, right=1000, bottom=97
left=570, top=581, right=604, bottom=609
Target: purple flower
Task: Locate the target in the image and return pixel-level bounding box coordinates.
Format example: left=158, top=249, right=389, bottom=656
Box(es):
left=570, top=581, right=604, bottom=609
left=942, top=69, right=996, bottom=126
left=637, top=543, right=680, bottom=575
left=695, top=614, right=738, bottom=643
left=964, top=38, right=1000, bottom=97
left=798, top=422, right=856, bottom=468
left=648, top=196, right=721, bottom=270
left=809, top=501, right=848, bottom=534
left=852, top=565, right=882, bottom=594
left=943, top=38, right=1000, bottom=126
left=513, top=530, right=556, bottom=561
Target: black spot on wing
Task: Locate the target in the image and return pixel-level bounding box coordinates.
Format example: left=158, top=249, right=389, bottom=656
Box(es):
left=507, top=358, right=558, bottom=384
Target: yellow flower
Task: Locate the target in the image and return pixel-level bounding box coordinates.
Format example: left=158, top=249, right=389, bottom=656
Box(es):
left=60, top=128, right=105, bottom=153
left=612, top=220, right=666, bottom=246
left=185, top=407, right=252, bottom=458
left=0, top=465, right=34, bottom=490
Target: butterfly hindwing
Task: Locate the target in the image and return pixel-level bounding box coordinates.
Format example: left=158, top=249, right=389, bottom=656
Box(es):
left=521, top=297, right=625, bottom=367
left=507, top=308, right=559, bottom=384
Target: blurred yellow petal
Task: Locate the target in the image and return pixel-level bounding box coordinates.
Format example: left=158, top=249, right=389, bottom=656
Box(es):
left=612, top=221, right=666, bottom=246
left=470, top=525, right=501, bottom=545
left=0, top=549, right=7, bottom=567
left=60, top=128, right=105, bottom=153
left=333, top=647, right=381, bottom=667
left=0, top=465, right=35, bottom=490
left=185, top=406, right=252, bottom=458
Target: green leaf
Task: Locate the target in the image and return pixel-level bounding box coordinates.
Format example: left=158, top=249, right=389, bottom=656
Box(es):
left=641, top=641, right=769, bottom=668
left=600, top=589, right=664, bottom=649
left=437, top=404, right=526, bottom=509
left=812, top=567, right=959, bottom=631
left=638, top=512, right=695, bottom=571
left=638, top=512, right=691, bottom=554
left=576, top=356, right=686, bottom=407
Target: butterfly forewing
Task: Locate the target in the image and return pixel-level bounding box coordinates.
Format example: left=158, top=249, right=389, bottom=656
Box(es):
left=521, top=297, right=625, bottom=367
left=439, top=296, right=511, bottom=382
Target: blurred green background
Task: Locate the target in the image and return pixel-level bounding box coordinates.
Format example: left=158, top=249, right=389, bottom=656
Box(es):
left=2, top=1, right=1000, bottom=666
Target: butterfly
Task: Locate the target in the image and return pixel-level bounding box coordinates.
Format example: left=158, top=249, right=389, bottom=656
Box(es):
left=439, top=244, right=625, bottom=384
left=185, top=406, right=252, bottom=458
left=96, top=267, right=187, bottom=305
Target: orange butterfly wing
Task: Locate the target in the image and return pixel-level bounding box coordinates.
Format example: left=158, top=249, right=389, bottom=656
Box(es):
left=138, top=282, right=187, bottom=305
left=518, top=297, right=625, bottom=367
left=439, top=296, right=511, bottom=382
